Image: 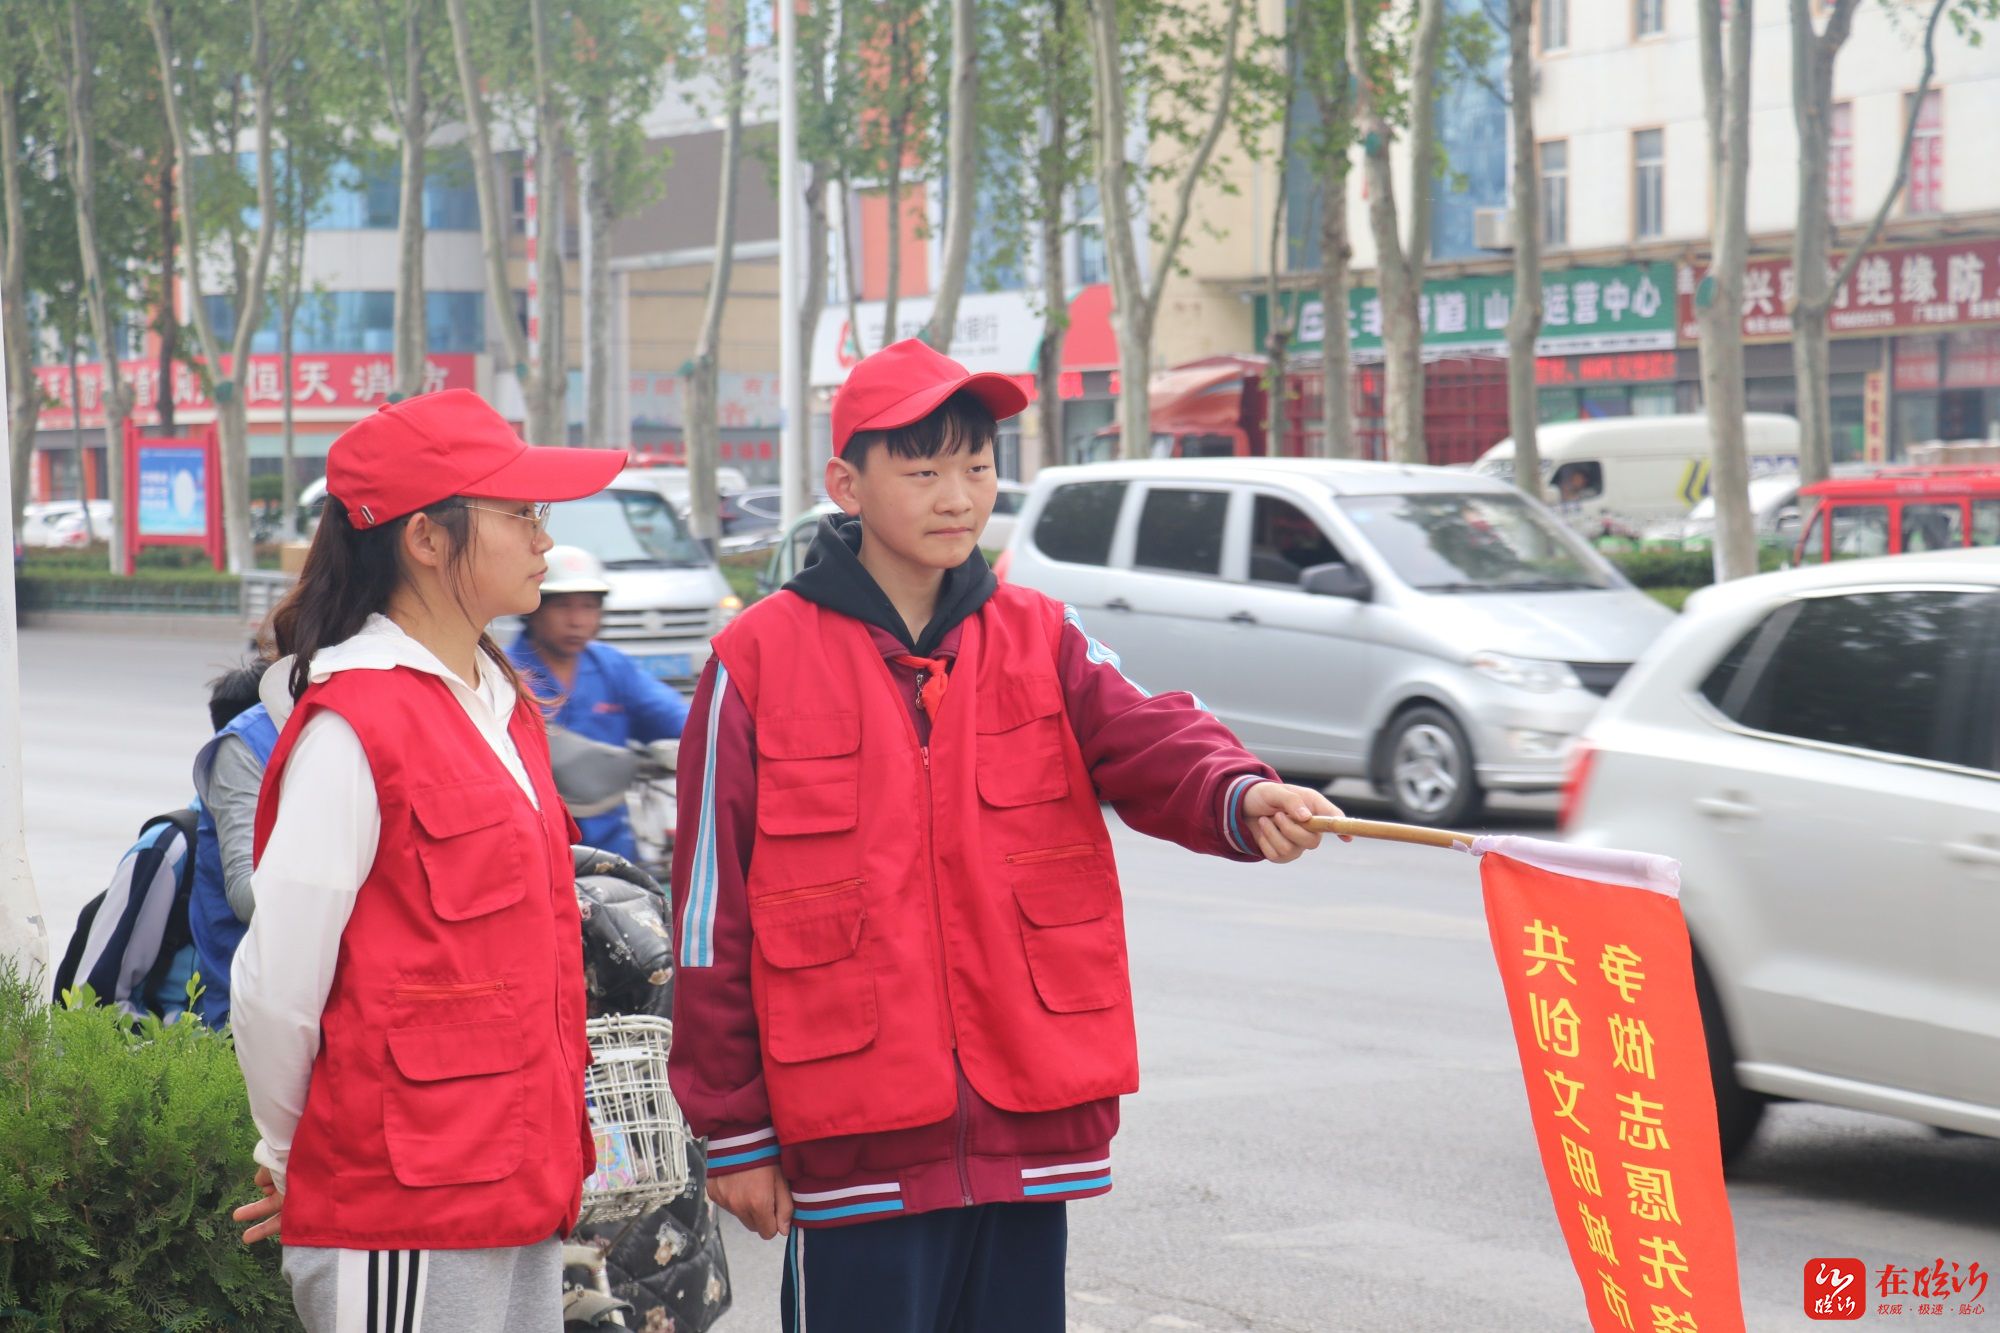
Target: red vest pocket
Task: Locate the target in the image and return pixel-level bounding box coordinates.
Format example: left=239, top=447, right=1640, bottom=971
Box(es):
left=751, top=882, right=878, bottom=1062
left=1013, top=856, right=1128, bottom=1014
left=976, top=675, right=1070, bottom=807
left=410, top=781, right=531, bottom=920
left=756, top=713, right=862, bottom=836
left=382, top=1017, right=528, bottom=1187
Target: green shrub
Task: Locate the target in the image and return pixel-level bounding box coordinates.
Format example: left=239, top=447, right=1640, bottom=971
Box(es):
left=1609, top=546, right=1786, bottom=589
left=0, top=973, right=299, bottom=1332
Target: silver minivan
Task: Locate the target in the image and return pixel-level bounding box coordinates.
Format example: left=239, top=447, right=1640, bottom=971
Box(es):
left=1003, top=459, right=1675, bottom=825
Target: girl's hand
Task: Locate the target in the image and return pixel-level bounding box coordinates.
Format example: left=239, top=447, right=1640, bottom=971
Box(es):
left=233, top=1165, right=284, bottom=1244
left=1241, top=782, right=1351, bottom=863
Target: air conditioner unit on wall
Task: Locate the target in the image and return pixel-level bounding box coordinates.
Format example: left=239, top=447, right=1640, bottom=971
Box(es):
left=1474, top=208, right=1514, bottom=251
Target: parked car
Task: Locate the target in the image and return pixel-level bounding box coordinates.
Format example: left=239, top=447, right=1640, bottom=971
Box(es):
left=1791, top=464, right=2000, bottom=563
left=614, top=465, right=751, bottom=518
left=1003, top=458, right=1674, bottom=824
left=982, top=481, right=1028, bottom=550
left=21, top=500, right=113, bottom=548
left=1643, top=472, right=1804, bottom=552
left=1562, top=548, right=2000, bottom=1157
left=1476, top=413, right=1801, bottom=539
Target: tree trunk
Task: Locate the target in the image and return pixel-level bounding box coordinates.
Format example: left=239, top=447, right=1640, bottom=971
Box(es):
left=392, top=31, right=430, bottom=401
left=64, top=0, right=134, bottom=573
left=794, top=0, right=831, bottom=510
left=1349, top=0, right=1438, bottom=466
left=1317, top=176, right=1353, bottom=459
left=581, top=130, right=613, bottom=446
left=157, top=134, right=177, bottom=433
left=0, top=70, right=38, bottom=531
left=838, top=169, right=867, bottom=358
left=1264, top=43, right=1297, bottom=460
left=68, top=344, right=89, bottom=535
left=445, top=0, right=539, bottom=432
left=1035, top=0, right=1068, bottom=472
left=1791, top=0, right=1945, bottom=485
left=1699, top=0, right=1757, bottom=582
left=1086, top=0, right=1246, bottom=462
left=527, top=0, right=566, bottom=447
left=921, top=0, right=977, bottom=352
left=882, top=118, right=907, bottom=347
left=1505, top=0, right=1543, bottom=497
left=688, top=1, right=748, bottom=552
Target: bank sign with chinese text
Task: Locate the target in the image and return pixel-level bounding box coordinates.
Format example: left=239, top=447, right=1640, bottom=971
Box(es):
left=1255, top=262, right=1678, bottom=361
left=33, top=352, right=478, bottom=432
left=1678, top=239, right=2000, bottom=344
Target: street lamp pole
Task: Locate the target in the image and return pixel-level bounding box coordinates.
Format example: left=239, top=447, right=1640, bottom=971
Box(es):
left=777, top=0, right=807, bottom=529
left=0, top=289, right=48, bottom=981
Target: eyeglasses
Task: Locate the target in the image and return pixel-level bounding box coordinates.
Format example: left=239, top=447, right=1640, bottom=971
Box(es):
left=457, top=501, right=553, bottom=533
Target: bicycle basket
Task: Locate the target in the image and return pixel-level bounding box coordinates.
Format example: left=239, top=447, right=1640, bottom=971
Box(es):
left=579, top=1014, right=693, bottom=1224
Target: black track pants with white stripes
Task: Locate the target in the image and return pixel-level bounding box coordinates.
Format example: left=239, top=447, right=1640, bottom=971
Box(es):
left=280, top=1236, right=561, bottom=1333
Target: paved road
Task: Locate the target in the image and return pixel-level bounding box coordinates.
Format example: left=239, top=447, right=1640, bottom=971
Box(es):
left=19, top=624, right=1998, bottom=1331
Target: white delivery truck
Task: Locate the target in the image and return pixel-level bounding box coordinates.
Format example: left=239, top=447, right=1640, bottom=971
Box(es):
left=1475, top=413, right=1801, bottom=537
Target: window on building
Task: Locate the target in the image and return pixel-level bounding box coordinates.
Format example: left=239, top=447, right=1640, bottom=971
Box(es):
left=1540, top=140, right=1568, bottom=247
left=1134, top=488, right=1229, bottom=576
left=1540, top=0, right=1568, bottom=53
left=1635, top=0, right=1664, bottom=37
left=199, top=291, right=486, bottom=357
left=1633, top=128, right=1665, bottom=239
left=423, top=150, right=481, bottom=232
left=1908, top=90, right=1943, bottom=215
left=1828, top=101, right=1854, bottom=222
left=1072, top=182, right=1107, bottom=287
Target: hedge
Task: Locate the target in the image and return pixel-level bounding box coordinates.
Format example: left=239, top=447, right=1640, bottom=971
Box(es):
left=1608, top=546, right=1786, bottom=589
left=0, top=973, right=299, bottom=1332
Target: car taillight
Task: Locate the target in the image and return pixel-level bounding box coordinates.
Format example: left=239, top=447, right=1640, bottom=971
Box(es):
left=1558, top=742, right=1597, bottom=833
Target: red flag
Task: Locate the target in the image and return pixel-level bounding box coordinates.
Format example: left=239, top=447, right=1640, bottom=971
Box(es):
left=1477, top=837, right=1746, bottom=1333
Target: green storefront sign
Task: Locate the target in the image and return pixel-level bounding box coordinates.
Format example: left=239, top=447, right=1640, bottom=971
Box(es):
left=1254, top=261, right=1677, bottom=360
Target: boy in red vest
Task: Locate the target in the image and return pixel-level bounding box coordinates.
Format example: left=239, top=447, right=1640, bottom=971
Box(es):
left=668, top=339, right=1342, bottom=1332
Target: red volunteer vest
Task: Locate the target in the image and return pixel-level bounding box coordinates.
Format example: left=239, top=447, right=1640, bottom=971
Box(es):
left=251, top=666, right=594, bottom=1249
left=711, top=584, right=1139, bottom=1144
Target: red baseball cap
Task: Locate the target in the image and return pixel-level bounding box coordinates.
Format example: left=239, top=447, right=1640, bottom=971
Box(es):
left=831, top=338, right=1029, bottom=455
left=326, top=389, right=626, bottom=529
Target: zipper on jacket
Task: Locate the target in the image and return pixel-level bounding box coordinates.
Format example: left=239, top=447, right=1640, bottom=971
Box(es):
left=754, top=878, right=865, bottom=909
left=952, top=1056, right=974, bottom=1206
left=1003, top=844, right=1096, bottom=867
left=392, top=979, right=508, bottom=1000
left=922, top=745, right=958, bottom=1051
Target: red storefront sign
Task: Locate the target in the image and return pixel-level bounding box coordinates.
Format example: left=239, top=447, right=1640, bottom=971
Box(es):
left=1535, top=351, right=1679, bottom=386
left=1891, top=330, right=2000, bottom=392
left=33, top=353, right=477, bottom=431
left=1677, top=239, right=2000, bottom=344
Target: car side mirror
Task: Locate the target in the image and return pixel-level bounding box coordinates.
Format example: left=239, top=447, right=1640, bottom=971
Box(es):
left=1300, top=561, right=1372, bottom=602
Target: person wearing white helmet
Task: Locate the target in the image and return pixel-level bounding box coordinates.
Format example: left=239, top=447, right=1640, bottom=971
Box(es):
left=508, top=544, right=690, bottom=860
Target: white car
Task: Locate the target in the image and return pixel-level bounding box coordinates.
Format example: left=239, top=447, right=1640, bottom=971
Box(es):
left=1563, top=548, right=2000, bottom=1157
left=22, top=500, right=113, bottom=548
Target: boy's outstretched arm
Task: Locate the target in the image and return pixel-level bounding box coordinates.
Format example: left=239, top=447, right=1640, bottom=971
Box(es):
left=1056, top=604, right=1344, bottom=863
left=667, top=659, right=795, bottom=1238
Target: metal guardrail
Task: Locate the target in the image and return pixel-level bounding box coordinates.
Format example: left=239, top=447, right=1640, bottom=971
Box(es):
left=240, top=571, right=296, bottom=627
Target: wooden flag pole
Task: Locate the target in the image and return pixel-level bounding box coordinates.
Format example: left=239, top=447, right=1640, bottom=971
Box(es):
left=1306, top=815, right=1476, bottom=850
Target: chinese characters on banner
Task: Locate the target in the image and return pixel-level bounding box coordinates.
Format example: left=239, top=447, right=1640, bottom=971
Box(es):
left=1677, top=239, right=2000, bottom=344
left=32, top=353, right=477, bottom=432
left=1481, top=846, right=1746, bottom=1333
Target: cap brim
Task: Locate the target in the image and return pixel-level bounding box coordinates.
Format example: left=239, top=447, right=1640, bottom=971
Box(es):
left=463, top=444, right=628, bottom=504
left=851, top=371, right=1030, bottom=445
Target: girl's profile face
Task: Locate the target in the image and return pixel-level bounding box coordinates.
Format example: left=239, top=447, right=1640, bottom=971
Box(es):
left=455, top=497, right=556, bottom=623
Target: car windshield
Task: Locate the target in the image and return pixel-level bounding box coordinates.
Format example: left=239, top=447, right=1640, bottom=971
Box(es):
left=1338, top=491, right=1613, bottom=592
left=546, top=489, right=708, bottom=569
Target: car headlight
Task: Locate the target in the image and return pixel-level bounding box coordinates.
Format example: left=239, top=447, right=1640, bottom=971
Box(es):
left=1468, top=651, right=1582, bottom=694
left=715, top=594, right=743, bottom=629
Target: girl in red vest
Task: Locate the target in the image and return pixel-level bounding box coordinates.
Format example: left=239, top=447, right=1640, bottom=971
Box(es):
left=228, top=390, right=625, bottom=1332
left=668, top=340, right=1346, bottom=1332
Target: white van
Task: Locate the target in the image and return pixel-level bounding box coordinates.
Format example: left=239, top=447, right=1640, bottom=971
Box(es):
left=1475, top=413, right=1801, bottom=537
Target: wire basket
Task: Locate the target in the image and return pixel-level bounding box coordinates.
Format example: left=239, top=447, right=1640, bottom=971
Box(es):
left=579, top=1014, right=693, bottom=1224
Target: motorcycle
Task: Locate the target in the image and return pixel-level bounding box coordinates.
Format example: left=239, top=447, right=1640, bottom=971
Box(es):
left=548, top=726, right=678, bottom=885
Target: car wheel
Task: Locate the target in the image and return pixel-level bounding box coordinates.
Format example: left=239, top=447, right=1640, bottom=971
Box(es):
left=1692, top=945, right=1765, bottom=1164
left=1381, top=706, right=1483, bottom=827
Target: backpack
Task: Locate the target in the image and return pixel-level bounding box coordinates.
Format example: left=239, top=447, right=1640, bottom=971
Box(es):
left=53, top=808, right=203, bottom=1022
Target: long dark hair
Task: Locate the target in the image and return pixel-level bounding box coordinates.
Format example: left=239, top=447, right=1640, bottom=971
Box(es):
left=266, top=498, right=525, bottom=702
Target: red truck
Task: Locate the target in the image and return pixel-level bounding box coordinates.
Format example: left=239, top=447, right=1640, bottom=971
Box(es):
left=1101, top=352, right=1510, bottom=467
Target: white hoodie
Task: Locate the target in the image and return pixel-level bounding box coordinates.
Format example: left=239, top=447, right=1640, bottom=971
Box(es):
left=231, top=615, right=539, bottom=1196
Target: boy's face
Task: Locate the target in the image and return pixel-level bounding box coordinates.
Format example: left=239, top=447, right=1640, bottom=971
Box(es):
left=826, top=428, right=998, bottom=571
